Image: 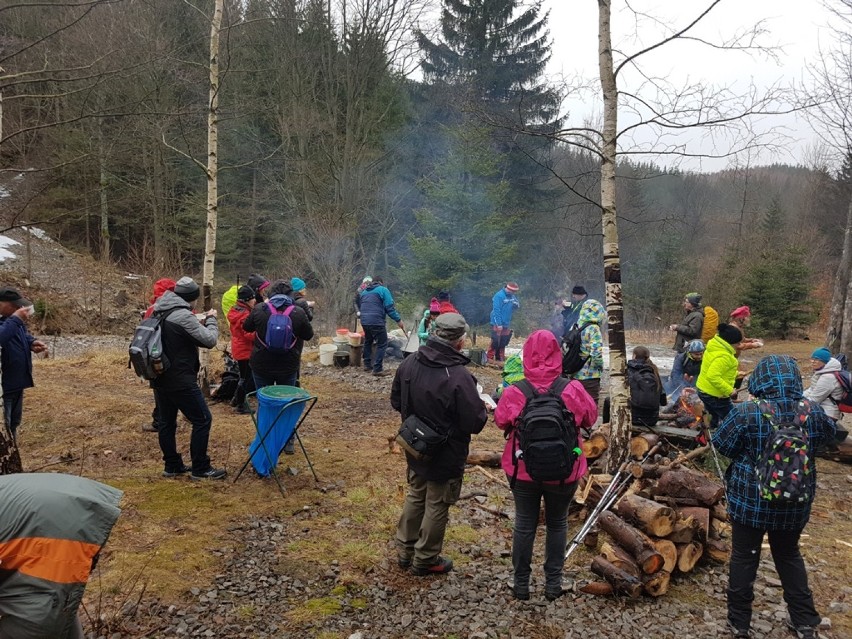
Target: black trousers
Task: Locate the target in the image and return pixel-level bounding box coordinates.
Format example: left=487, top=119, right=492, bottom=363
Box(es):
left=727, top=521, right=821, bottom=632
left=233, top=359, right=255, bottom=408
left=155, top=385, right=213, bottom=473
left=697, top=390, right=733, bottom=429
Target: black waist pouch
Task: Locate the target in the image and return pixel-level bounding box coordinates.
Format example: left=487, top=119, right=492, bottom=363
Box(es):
left=396, top=414, right=448, bottom=462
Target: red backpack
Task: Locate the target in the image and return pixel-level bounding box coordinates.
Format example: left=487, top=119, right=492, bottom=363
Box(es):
left=831, top=370, right=852, bottom=413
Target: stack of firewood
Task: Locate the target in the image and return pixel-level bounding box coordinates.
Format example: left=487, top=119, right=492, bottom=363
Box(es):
left=577, top=433, right=731, bottom=599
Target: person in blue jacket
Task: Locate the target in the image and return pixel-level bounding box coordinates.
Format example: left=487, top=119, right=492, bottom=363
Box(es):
left=0, top=287, right=47, bottom=437
left=356, top=276, right=405, bottom=377
left=487, top=282, right=520, bottom=363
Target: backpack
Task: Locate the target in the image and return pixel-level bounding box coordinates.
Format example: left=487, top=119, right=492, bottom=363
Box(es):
left=211, top=351, right=240, bottom=403
left=260, top=302, right=296, bottom=353
left=128, top=309, right=175, bottom=380
left=701, top=305, right=719, bottom=344
left=831, top=370, right=852, bottom=413
left=561, top=323, right=589, bottom=375
left=753, top=399, right=814, bottom=504
left=834, top=352, right=849, bottom=371
left=221, top=284, right=239, bottom=317
left=511, top=377, right=580, bottom=485
left=628, top=363, right=660, bottom=410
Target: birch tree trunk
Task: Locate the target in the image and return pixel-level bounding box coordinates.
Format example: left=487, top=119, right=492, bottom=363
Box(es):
left=98, top=123, right=110, bottom=262
left=199, top=0, right=223, bottom=393
left=598, top=0, right=630, bottom=471
left=827, top=196, right=852, bottom=355
left=0, top=367, right=23, bottom=474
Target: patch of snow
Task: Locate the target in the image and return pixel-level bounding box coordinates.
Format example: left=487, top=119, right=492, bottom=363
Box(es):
left=13, top=172, right=26, bottom=181
left=124, top=273, right=143, bottom=280
left=0, top=185, right=10, bottom=199
left=0, top=235, right=20, bottom=262
left=24, top=226, right=51, bottom=241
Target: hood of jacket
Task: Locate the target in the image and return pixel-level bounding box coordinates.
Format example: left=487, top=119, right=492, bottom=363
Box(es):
left=268, top=293, right=294, bottom=310
left=627, top=358, right=654, bottom=373
left=365, top=282, right=382, bottom=293
left=578, top=299, right=605, bottom=326
left=153, top=289, right=191, bottom=313
left=747, top=354, right=803, bottom=400
left=522, top=330, right=563, bottom=388
left=814, top=357, right=842, bottom=375
left=417, top=337, right=470, bottom=368
left=150, top=278, right=176, bottom=303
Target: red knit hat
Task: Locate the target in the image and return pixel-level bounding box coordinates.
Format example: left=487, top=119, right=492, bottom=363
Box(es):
left=505, top=282, right=520, bottom=292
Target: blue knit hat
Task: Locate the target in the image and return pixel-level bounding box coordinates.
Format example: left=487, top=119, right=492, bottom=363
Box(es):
left=291, top=277, right=306, bottom=293
left=811, top=347, right=831, bottom=364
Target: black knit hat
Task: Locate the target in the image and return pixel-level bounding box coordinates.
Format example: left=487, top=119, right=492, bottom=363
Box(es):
left=237, top=285, right=255, bottom=302
left=717, top=323, right=743, bottom=345
left=572, top=285, right=587, bottom=296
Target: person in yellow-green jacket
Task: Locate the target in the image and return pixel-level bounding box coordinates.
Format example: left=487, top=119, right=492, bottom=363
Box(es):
left=696, top=323, right=743, bottom=429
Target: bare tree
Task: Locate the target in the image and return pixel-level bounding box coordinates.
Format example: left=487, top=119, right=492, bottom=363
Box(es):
left=806, top=0, right=852, bottom=357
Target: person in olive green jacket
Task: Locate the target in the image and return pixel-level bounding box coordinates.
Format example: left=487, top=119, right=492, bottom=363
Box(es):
left=696, top=323, right=743, bottom=428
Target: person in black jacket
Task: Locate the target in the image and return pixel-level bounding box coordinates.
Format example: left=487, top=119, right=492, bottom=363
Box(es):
left=151, top=277, right=225, bottom=480
left=243, top=280, right=314, bottom=389
left=627, top=346, right=666, bottom=427
left=0, top=287, right=47, bottom=437
left=391, top=313, right=488, bottom=576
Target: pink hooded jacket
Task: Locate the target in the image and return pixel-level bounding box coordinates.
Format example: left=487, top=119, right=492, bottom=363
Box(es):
left=494, top=330, right=596, bottom=483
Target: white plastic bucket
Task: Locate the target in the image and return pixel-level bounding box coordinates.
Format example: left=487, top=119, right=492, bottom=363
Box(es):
left=319, top=344, right=337, bottom=366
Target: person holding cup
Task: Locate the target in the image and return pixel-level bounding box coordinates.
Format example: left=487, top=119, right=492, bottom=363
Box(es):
left=0, top=287, right=47, bottom=437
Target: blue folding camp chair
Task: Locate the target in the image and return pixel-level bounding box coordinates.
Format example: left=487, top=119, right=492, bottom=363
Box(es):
left=233, top=385, right=318, bottom=497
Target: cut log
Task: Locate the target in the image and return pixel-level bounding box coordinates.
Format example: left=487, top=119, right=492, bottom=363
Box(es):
left=465, top=450, right=502, bottom=468
left=652, top=539, right=678, bottom=573
left=614, top=494, right=676, bottom=537
left=666, top=516, right=699, bottom=544
left=629, top=461, right=672, bottom=479
left=599, top=542, right=640, bottom=578
left=590, top=556, right=643, bottom=599
left=705, top=538, right=730, bottom=562
left=711, top=502, right=729, bottom=522
left=598, top=511, right=664, bottom=575
left=579, top=580, right=614, bottom=596
left=582, top=431, right=609, bottom=460
left=676, top=507, right=710, bottom=543
left=629, top=433, right=660, bottom=460
left=583, top=529, right=599, bottom=549
left=675, top=542, right=704, bottom=573
left=642, top=570, right=671, bottom=597
left=656, top=469, right=725, bottom=507
left=710, top=518, right=731, bottom=541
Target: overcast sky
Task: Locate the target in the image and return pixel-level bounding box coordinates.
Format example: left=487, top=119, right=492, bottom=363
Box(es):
left=540, top=0, right=836, bottom=171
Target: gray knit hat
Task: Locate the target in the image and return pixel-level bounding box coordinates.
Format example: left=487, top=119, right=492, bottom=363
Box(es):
left=174, top=276, right=200, bottom=302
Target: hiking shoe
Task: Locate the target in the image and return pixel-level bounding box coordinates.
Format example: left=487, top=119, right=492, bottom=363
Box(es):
left=786, top=620, right=818, bottom=639
left=233, top=405, right=251, bottom=415
left=545, top=588, right=568, bottom=602
left=162, top=464, right=191, bottom=478
left=726, top=622, right=752, bottom=638
left=142, top=422, right=160, bottom=433
left=411, top=557, right=453, bottom=576
left=397, top=556, right=412, bottom=569
left=190, top=467, right=227, bottom=481
left=283, top=439, right=296, bottom=455
left=372, top=370, right=391, bottom=377
left=510, top=586, right=529, bottom=601
left=363, top=365, right=372, bottom=372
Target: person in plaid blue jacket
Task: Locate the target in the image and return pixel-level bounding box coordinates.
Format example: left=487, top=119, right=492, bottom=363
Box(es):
left=712, top=355, right=835, bottom=639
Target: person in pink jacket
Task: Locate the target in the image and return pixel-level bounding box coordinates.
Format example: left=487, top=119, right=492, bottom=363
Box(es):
left=495, top=330, right=596, bottom=601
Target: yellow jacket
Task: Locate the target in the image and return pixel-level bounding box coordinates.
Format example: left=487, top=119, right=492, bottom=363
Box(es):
left=696, top=335, right=738, bottom=398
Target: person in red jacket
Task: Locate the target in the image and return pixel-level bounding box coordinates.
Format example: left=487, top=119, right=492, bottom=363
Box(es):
left=227, top=285, right=257, bottom=414
left=142, top=278, right=176, bottom=432
left=495, top=330, right=596, bottom=601
left=436, top=290, right=459, bottom=315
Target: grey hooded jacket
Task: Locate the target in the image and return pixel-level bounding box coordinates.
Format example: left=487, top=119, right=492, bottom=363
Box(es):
left=804, top=357, right=844, bottom=421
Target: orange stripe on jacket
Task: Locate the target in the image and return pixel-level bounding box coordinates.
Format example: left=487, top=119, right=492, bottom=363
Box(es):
left=0, top=537, right=100, bottom=584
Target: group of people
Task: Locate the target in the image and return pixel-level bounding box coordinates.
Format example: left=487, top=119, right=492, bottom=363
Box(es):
left=140, top=273, right=315, bottom=480
left=392, top=289, right=841, bottom=639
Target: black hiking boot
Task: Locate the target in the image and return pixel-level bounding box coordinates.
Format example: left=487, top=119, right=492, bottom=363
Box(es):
left=397, top=556, right=412, bottom=569
left=410, top=557, right=453, bottom=576
left=190, top=467, right=227, bottom=481
left=786, top=620, right=818, bottom=639
left=162, top=464, right=191, bottom=478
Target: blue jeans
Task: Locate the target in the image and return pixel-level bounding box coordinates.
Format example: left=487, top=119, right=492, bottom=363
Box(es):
left=155, top=385, right=213, bottom=473
left=510, top=480, right=578, bottom=595
left=362, top=324, right=388, bottom=372
left=3, top=390, right=24, bottom=436
left=697, top=390, right=733, bottom=429
left=727, top=522, right=820, bottom=632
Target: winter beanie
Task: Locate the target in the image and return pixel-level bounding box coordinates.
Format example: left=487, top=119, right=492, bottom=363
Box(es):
left=685, top=292, right=702, bottom=306
left=237, top=285, right=255, bottom=302
left=247, top=274, right=270, bottom=293
left=174, top=277, right=200, bottom=302
left=505, top=282, right=520, bottom=293
left=437, top=290, right=451, bottom=301
left=811, top=347, right=831, bottom=364
left=291, top=277, right=306, bottom=293
left=717, top=323, right=743, bottom=345
left=429, top=298, right=441, bottom=314
left=572, top=285, right=587, bottom=296
left=730, top=305, right=751, bottom=320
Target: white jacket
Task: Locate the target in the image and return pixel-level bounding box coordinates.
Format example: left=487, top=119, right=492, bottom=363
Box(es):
left=804, top=357, right=844, bottom=421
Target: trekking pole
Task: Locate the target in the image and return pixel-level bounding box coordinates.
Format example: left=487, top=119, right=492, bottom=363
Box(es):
left=566, top=442, right=664, bottom=560
left=700, top=414, right=728, bottom=499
